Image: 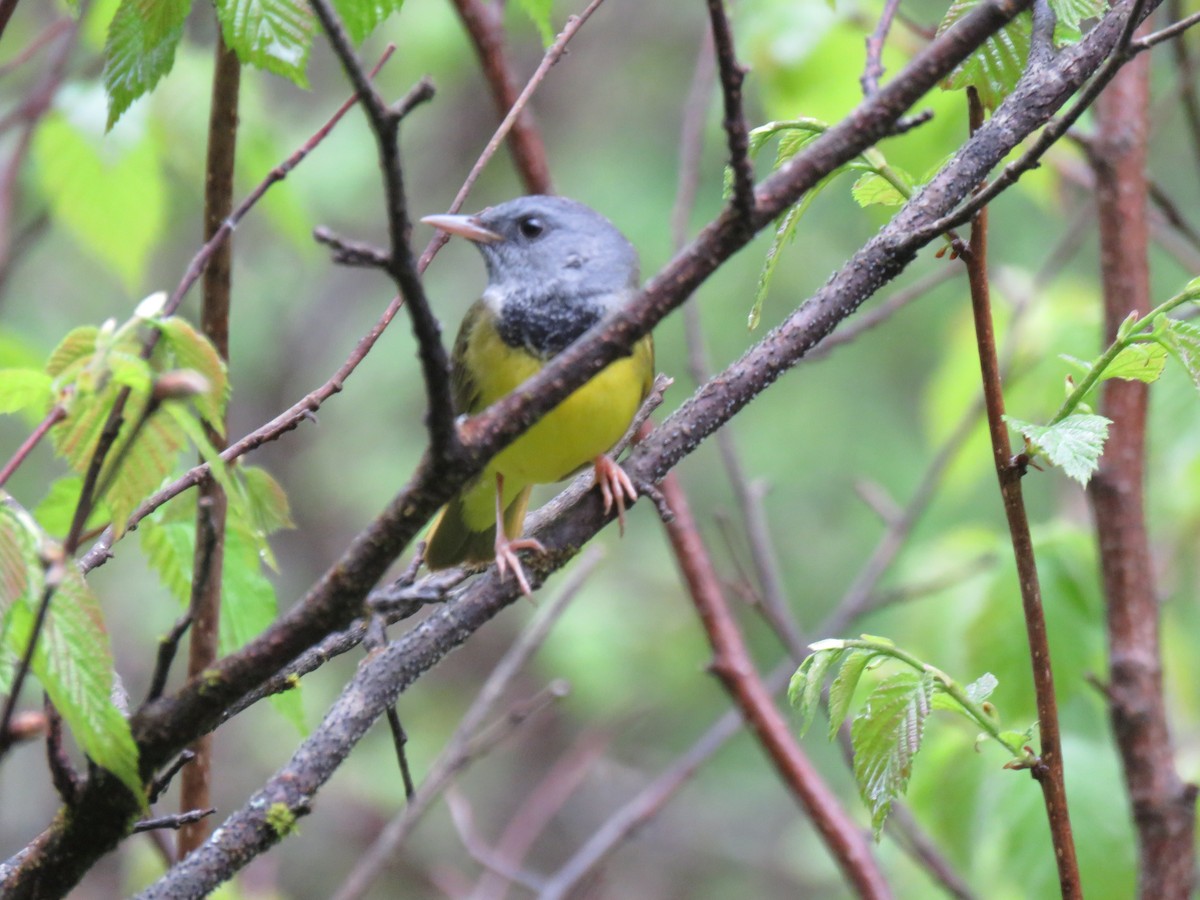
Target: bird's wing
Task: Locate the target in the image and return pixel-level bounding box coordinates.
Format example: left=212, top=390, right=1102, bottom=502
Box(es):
left=451, top=299, right=488, bottom=415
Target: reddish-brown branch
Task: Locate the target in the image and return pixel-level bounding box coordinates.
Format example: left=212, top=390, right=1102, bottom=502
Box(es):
left=961, top=87, right=1081, bottom=899
left=0, top=405, right=64, bottom=488
left=1088, top=34, right=1198, bottom=898
left=179, top=31, right=240, bottom=858
left=448, top=0, right=553, bottom=194
left=657, top=474, right=891, bottom=900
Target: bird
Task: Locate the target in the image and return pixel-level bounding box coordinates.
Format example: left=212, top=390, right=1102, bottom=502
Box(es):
left=421, top=195, right=654, bottom=594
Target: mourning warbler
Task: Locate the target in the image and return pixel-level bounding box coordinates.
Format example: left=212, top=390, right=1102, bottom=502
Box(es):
left=421, top=195, right=654, bottom=594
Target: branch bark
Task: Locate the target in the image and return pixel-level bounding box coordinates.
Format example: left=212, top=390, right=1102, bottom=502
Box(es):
left=1088, top=28, right=1198, bottom=898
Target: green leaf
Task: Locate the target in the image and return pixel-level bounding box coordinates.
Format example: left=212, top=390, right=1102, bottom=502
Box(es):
left=1049, top=0, right=1106, bottom=35
left=749, top=175, right=840, bottom=329
left=964, top=672, right=998, bottom=704
left=1006, top=413, right=1110, bottom=485
left=0, top=508, right=141, bottom=796
left=223, top=529, right=305, bottom=732
left=154, top=317, right=229, bottom=429
left=514, top=0, right=554, bottom=44
left=851, top=670, right=935, bottom=839
left=1156, top=319, right=1200, bottom=391
left=31, top=114, right=167, bottom=288
left=46, top=326, right=100, bottom=381
left=33, top=476, right=111, bottom=539
left=1063, top=343, right=1167, bottom=386
left=102, top=0, right=192, bottom=130
left=140, top=517, right=194, bottom=605
left=827, top=649, right=875, bottom=740
left=102, top=402, right=188, bottom=538
left=242, top=466, right=295, bottom=534
left=0, top=369, right=52, bottom=416
left=938, top=4, right=1031, bottom=110
left=216, top=0, right=313, bottom=86
left=332, top=0, right=404, bottom=43
left=851, top=170, right=912, bottom=208
left=789, top=647, right=843, bottom=736
left=0, top=504, right=43, bottom=695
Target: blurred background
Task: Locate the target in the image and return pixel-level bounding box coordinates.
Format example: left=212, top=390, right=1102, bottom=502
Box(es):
left=2, top=0, right=1200, bottom=896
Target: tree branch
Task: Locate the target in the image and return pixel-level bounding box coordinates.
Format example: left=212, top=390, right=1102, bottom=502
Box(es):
left=656, top=474, right=890, bottom=899
left=1088, top=31, right=1198, bottom=897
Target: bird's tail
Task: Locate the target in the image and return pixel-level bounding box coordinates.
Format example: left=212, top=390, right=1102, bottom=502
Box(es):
left=424, top=485, right=533, bottom=569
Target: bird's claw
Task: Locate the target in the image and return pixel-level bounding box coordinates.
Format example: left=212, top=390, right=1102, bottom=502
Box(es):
left=494, top=535, right=547, bottom=596
left=594, top=455, right=638, bottom=535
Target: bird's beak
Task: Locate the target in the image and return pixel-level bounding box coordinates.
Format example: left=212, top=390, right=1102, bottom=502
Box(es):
left=421, top=213, right=502, bottom=244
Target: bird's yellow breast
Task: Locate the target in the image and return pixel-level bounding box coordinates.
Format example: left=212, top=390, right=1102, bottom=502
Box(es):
left=465, top=310, right=652, bottom=489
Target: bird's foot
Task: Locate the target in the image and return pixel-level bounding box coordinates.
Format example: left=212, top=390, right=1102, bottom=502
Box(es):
left=494, top=534, right=547, bottom=596
left=594, top=455, right=638, bottom=535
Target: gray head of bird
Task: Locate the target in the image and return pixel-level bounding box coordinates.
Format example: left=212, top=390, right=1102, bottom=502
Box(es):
left=422, top=195, right=639, bottom=309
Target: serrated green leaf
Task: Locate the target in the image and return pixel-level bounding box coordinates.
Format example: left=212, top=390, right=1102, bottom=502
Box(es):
left=216, top=0, right=313, bottom=86
left=140, top=517, right=194, bottom=605
left=102, top=0, right=191, bottom=129
left=851, top=170, right=912, bottom=208
left=789, top=647, right=843, bottom=736
left=46, top=326, right=100, bottom=382
left=851, top=670, right=935, bottom=839
left=32, top=114, right=167, bottom=288
left=0, top=505, right=43, bottom=694
left=827, top=650, right=875, bottom=739
left=1156, top=319, right=1200, bottom=391
left=154, top=317, right=229, bottom=429
left=0, top=369, right=52, bottom=417
left=1006, top=414, right=1110, bottom=485
left=2, top=549, right=141, bottom=797
left=330, top=0, right=403, bottom=42
left=938, top=3, right=1031, bottom=110
left=242, top=466, right=295, bottom=534
left=515, top=0, right=554, bottom=44
left=109, top=406, right=187, bottom=538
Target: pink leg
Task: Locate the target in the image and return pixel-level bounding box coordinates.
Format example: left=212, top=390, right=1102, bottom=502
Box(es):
left=593, top=455, right=638, bottom=535
left=492, top=472, right=545, bottom=595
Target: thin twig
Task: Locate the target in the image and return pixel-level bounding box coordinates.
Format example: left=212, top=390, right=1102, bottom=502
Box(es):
left=0, top=406, right=65, bottom=488
left=133, top=809, right=216, bottom=835
left=862, top=0, right=904, bottom=95
left=961, top=86, right=1080, bottom=898
left=706, top=0, right=754, bottom=226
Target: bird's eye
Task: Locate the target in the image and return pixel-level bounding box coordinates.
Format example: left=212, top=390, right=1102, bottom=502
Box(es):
left=517, top=216, right=544, bottom=240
